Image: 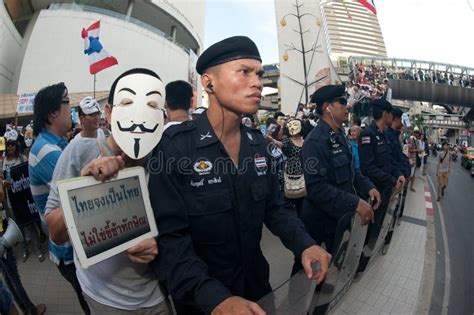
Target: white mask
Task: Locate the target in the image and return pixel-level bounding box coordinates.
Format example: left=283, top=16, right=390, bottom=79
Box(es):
left=111, top=72, right=165, bottom=159
left=24, top=127, right=34, bottom=147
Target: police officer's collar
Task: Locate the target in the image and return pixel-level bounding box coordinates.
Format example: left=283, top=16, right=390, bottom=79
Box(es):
left=371, top=120, right=383, bottom=132
left=194, top=111, right=262, bottom=147
left=319, top=118, right=342, bottom=135
left=194, top=112, right=220, bottom=148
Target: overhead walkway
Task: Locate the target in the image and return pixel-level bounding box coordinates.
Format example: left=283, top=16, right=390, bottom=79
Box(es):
left=422, top=114, right=467, bottom=130
left=348, top=56, right=474, bottom=108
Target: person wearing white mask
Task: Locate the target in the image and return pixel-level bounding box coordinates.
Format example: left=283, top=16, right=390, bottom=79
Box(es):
left=44, top=68, right=170, bottom=314
left=74, top=96, right=106, bottom=141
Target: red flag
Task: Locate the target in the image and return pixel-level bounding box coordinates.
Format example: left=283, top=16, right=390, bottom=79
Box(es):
left=359, top=0, right=377, bottom=15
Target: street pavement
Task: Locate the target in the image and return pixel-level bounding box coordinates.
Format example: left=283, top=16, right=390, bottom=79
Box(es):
left=426, top=154, right=474, bottom=315
left=11, top=174, right=432, bottom=314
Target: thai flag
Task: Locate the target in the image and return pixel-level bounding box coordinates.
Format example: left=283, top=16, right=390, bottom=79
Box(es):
left=359, top=0, right=376, bottom=15
left=81, top=20, right=118, bottom=75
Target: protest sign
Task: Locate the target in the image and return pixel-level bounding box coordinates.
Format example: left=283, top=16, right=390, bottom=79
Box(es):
left=5, top=162, right=40, bottom=226
left=16, top=93, right=36, bottom=114
left=58, top=167, right=158, bottom=268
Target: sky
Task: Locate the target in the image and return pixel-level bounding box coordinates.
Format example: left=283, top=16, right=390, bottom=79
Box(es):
left=204, top=0, right=474, bottom=68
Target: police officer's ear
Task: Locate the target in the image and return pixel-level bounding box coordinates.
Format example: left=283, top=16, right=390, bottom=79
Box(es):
left=201, top=73, right=215, bottom=94
left=322, top=103, right=331, bottom=114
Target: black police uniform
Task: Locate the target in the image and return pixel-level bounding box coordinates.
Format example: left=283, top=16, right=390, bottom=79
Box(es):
left=385, top=127, right=411, bottom=177
left=300, top=119, right=374, bottom=253
left=148, top=114, right=316, bottom=315
left=359, top=121, right=402, bottom=191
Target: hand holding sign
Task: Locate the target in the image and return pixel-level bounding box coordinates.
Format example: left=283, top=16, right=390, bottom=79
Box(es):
left=127, top=237, right=158, bottom=264
left=81, top=155, right=125, bottom=182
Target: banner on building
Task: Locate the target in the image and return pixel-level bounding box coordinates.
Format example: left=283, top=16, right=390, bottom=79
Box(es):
left=16, top=93, right=36, bottom=114
left=5, top=162, right=40, bottom=226
left=188, top=49, right=198, bottom=88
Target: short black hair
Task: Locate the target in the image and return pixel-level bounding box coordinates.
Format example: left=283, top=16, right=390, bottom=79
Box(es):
left=108, top=68, right=161, bottom=106
left=274, top=111, right=285, bottom=119
left=33, top=82, right=67, bottom=136
left=352, top=117, right=362, bottom=126
left=165, top=80, right=193, bottom=111
left=372, top=106, right=383, bottom=120
left=78, top=106, right=85, bottom=117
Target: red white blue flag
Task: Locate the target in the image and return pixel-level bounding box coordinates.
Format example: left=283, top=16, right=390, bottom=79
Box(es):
left=81, top=20, right=118, bottom=75
left=359, top=0, right=376, bottom=15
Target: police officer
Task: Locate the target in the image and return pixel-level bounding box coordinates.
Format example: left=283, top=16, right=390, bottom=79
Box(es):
left=385, top=108, right=411, bottom=222
left=359, top=99, right=405, bottom=193
left=386, top=108, right=411, bottom=178
left=298, top=85, right=381, bottom=259
left=148, top=36, right=331, bottom=315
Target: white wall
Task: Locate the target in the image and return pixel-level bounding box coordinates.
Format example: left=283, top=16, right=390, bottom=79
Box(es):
left=14, top=9, right=195, bottom=95
left=0, top=2, right=22, bottom=93
left=152, top=0, right=205, bottom=49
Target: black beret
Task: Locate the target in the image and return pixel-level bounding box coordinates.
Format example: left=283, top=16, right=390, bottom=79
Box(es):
left=392, top=107, right=403, bottom=118
left=310, top=85, right=346, bottom=106
left=196, top=36, right=261, bottom=75
left=372, top=99, right=393, bottom=112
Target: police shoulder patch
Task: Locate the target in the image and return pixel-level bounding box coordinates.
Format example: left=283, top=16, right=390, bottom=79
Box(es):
left=361, top=136, right=371, bottom=144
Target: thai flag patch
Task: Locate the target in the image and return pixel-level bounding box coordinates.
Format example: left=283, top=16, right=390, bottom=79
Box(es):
left=361, top=136, right=371, bottom=144
left=255, top=157, right=267, bottom=168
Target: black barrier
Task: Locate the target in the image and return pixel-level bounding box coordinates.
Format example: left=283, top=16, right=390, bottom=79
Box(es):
left=397, top=185, right=409, bottom=226
left=257, top=214, right=367, bottom=314
left=308, top=214, right=367, bottom=314
left=382, top=190, right=404, bottom=255
left=357, top=187, right=398, bottom=273
left=5, top=162, right=40, bottom=227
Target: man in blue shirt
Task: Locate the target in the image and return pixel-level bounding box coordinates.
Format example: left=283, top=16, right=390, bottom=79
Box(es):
left=29, top=82, right=90, bottom=314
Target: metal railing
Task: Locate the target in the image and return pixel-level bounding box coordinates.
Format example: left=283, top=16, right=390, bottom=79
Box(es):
left=347, top=56, right=474, bottom=88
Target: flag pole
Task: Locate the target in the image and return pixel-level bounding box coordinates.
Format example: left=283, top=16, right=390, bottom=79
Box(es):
left=93, top=74, right=96, bottom=98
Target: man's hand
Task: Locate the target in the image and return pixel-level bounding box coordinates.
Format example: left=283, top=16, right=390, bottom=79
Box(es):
left=127, top=238, right=158, bottom=264
left=211, top=296, right=266, bottom=315
left=356, top=198, right=375, bottom=225
left=368, top=188, right=381, bottom=210
left=396, top=175, right=405, bottom=192
left=80, top=155, right=125, bottom=182
left=301, top=245, right=332, bottom=284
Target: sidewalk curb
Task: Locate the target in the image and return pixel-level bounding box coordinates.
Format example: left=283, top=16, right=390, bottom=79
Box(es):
left=415, top=178, right=436, bottom=314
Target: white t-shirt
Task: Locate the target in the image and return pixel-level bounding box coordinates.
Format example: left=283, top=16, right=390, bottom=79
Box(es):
left=73, top=128, right=106, bottom=141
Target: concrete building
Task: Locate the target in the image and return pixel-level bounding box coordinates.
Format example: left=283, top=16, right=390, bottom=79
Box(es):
left=0, top=0, right=205, bottom=119
left=320, top=0, right=387, bottom=65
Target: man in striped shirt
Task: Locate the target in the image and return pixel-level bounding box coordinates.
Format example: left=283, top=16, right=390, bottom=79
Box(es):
left=29, top=82, right=90, bottom=314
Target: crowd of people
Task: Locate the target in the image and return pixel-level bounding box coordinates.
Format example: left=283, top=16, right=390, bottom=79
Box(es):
left=0, top=36, right=452, bottom=315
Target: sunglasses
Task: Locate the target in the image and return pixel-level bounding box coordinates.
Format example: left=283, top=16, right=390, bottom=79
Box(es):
left=329, top=97, right=347, bottom=106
